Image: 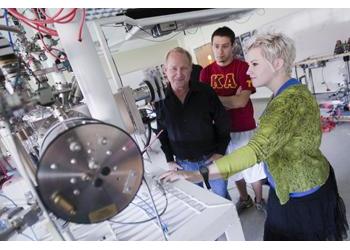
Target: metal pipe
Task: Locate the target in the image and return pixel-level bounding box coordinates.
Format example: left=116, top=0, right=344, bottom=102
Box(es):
left=92, top=21, right=124, bottom=89
left=0, top=121, right=65, bottom=240
left=0, top=24, right=22, bottom=34
left=343, top=56, right=350, bottom=103
left=51, top=8, right=126, bottom=129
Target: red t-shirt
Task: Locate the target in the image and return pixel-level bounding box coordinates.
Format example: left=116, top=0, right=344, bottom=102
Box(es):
left=200, top=59, right=256, bottom=132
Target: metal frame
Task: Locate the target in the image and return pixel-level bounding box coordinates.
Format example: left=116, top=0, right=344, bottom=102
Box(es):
left=295, top=52, right=350, bottom=96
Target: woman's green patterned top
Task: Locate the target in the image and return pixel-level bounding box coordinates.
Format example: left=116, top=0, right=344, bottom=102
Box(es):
left=215, top=84, right=330, bottom=204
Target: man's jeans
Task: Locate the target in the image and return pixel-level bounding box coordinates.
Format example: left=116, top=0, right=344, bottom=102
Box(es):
left=176, top=156, right=230, bottom=199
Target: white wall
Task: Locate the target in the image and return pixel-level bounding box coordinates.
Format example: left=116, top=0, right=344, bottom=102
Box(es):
left=96, top=39, right=179, bottom=93
left=180, top=8, right=350, bottom=98
left=112, top=39, right=179, bottom=75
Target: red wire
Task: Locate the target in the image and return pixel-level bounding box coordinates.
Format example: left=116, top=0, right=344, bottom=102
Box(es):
left=8, top=9, right=53, bottom=26
left=9, top=8, right=76, bottom=25
left=32, top=8, right=77, bottom=27
left=7, top=7, right=85, bottom=62
left=6, top=8, right=84, bottom=41
left=0, top=161, right=8, bottom=178
left=141, top=129, right=164, bottom=155
left=54, top=9, right=77, bottom=23
left=7, top=8, right=58, bottom=36
left=36, top=8, right=77, bottom=24
left=38, top=8, right=64, bottom=21
left=22, top=19, right=58, bottom=36
left=38, top=32, right=67, bottom=61
left=78, top=9, right=86, bottom=42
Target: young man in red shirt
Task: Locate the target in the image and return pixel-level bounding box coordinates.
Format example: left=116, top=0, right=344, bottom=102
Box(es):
left=200, top=26, right=266, bottom=213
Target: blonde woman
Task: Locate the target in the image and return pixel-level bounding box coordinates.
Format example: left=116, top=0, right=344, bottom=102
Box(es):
left=160, top=33, right=348, bottom=240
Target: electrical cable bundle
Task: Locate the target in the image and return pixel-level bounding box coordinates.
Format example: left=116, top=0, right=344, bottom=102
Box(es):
left=6, top=8, right=86, bottom=41
left=6, top=9, right=86, bottom=61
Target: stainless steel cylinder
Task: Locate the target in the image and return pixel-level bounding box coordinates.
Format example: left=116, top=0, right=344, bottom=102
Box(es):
left=37, top=118, right=144, bottom=224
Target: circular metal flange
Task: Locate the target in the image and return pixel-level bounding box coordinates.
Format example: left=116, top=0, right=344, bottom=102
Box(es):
left=36, top=118, right=143, bottom=224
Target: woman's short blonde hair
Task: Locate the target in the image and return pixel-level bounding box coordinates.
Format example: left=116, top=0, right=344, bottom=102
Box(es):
left=246, top=33, right=296, bottom=76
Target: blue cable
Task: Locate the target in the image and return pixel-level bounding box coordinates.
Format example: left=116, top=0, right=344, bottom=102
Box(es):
left=135, top=194, right=155, bottom=212
left=134, top=196, right=169, bottom=233
left=3, top=9, right=15, bottom=50
left=142, top=178, right=168, bottom=240
left=0, top=193, right=18, bottom=207
left=131, top=202, right=155, bottom=217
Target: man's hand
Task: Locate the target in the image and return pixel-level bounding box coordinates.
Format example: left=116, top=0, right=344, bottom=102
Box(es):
left=167, top=161, right=183, bottom=171
left=218, top=87, right=251, bottom=109
left=160, top=163, right=224, bottom=184
left=159, top=170, right=201, bottom=183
